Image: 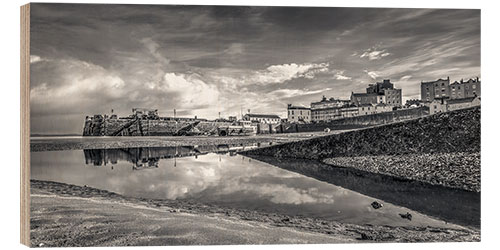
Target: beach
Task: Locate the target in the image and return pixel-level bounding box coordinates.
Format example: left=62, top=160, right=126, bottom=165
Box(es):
left=30, top=180, right=479, bottom=247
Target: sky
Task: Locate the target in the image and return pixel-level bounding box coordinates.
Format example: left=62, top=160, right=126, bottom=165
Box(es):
left=29, top=3, right=480, bottom=134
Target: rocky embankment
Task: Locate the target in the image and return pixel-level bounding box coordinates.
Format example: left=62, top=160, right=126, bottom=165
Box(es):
left=323, top=152, right=480, bottom=192
left=243, top=107, right=481, bottom=192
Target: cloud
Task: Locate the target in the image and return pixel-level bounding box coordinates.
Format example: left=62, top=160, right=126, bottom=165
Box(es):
left=30, top=59, right=126, bottom=110
left=364, top=70, right=380, bottom=80
left=28, top=4, right=480, bottom=134
left=159, top=73, right=220, bottom=109
left=224, top=43, right=245, bottom=55
left=252, top=63, right=330, bottom=84
left=30, top=55, right=47, bottom=64
left=400, top=75, right=412, bottom=81
left=360, top=47, right=391, bottom=60
left=268, top=88, right=332, bottom=99
left=140, top=37, right=170, bottom=65
left=333, top=70, right=352, bottom=80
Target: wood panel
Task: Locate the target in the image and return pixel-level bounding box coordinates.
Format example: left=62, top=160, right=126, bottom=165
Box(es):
left=20, top=3, right=30, bottom=247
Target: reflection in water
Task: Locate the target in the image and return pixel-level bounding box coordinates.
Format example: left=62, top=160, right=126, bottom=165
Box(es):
left=83, top=144, right=260, bottom=169
left=31, top=147, right=466, bottom=229
left=246, top=155, right=480, bottom=229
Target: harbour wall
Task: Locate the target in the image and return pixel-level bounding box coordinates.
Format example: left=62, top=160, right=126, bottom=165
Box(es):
left=280, top=106, right=429, bottom=133
left=83, top=118, right=232, bottom=136
left=243, top=106, right=480, bottom=159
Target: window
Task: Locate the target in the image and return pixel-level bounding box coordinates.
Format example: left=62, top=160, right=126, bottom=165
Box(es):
left=473, top=85, right=476, bottom=89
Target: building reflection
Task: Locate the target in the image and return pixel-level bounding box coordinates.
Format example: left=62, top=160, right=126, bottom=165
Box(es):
left=83, top=144, right=260, bottom=170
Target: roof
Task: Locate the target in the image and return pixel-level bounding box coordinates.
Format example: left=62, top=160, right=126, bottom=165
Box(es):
left=351, top=93, right=379, bottom=97
left=421, top=78, right=449, bottom=84
left=311, top=99, right=349, bottom=105
left=287, top=105, right=310, bottom=110
left=245, top=114, right=281, bottom=119
left=357, top=103, right=374, bottom=107
left=447, top=96, right=478, bottom=105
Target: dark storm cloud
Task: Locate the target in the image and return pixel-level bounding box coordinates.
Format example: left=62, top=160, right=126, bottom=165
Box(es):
left=29, top=3, right=480, bottom=134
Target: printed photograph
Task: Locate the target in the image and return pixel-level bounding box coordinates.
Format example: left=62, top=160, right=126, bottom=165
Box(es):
left=28, top=3, right=480, bottom=247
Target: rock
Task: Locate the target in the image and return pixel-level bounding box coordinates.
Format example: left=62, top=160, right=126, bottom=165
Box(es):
left=359, top=233, right=373, bottom=240
left=399, top=212, right=412, bottom=221
left=371, top=201, right=383, bottom=209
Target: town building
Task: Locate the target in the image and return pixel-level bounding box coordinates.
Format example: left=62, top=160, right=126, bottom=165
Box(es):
left=339, top=104, right=359, bottom=118
left=287, top=104, right=311, bottom=123
left=243, top=113, right=281, bottom=124
left=405, top=99, right=424, bottom=108
left=310, top=96, right=350, bottom=122
left=351, top=79, right=402, bottom=107
left=447, top=96, right=481, bottom=112
left=357, top=103, right=393, bottom=116
left=421, top=77, right=480, bottom=102
left=429, top=96, right=480, bottom=115
left=450, top=78, right=481, bottom=99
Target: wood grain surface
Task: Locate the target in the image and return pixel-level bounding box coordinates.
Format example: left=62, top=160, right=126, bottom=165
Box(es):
left=20, top=3, right=30, bottom=247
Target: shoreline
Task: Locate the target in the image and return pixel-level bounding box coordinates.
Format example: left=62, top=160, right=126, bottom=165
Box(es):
left=30, top=180, right=480, bottom=247
left=30, top=131, right=350, bottom=152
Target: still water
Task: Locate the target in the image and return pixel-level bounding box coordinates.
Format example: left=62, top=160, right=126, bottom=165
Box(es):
left=31, top=146, right=471, bottom=229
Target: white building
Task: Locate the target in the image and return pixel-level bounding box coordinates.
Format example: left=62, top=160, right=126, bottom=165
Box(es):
left=287, top=104, right=311, bottom=123
left=243, top=114, right=281, bottom=124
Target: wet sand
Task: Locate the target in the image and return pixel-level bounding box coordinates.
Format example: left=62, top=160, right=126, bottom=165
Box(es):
left=30, top=180, right=480, bottom=247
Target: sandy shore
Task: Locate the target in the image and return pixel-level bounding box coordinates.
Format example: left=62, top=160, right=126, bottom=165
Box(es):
left=30, top=180, right=480, bottom=247
left=30, top=131, right=350, bottom=152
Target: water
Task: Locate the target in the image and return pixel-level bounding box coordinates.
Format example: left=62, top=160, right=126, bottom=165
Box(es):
left=31, top=146, right=475, bottom=229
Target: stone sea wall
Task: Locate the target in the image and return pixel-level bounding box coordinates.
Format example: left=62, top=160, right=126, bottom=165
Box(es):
left=244, top=107, right=480, bottom=159
left=281, top=106, right=429, bottom=133
left=83, top=118, right=232, bottom=136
